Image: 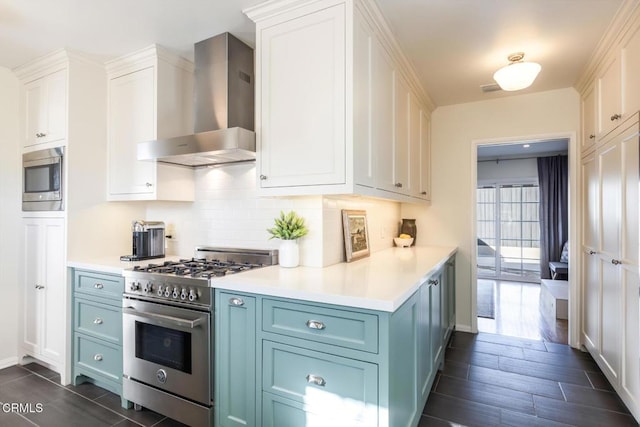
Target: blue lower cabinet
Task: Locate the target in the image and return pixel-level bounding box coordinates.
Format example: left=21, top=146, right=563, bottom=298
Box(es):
left=262, top=340, right=378, bottom=425
left=71, top=268, right=128, bottom=408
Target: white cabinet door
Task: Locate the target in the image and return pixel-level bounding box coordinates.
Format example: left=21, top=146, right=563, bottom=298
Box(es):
left=581, top=152, right=600, bottom=350
left=598, top=55, right=623, bottom=137
left=23, top=69, right=67, bottom=149
left=419, top=110, right=431, bottom=200
left=22, top=217, right=66, bottom=365
left=392, top=75, right=410, bottom=193
left=108, top=67, right=156, bottom=198
left=582, top=84, right=597, bottom=153
left=407, top=94, right=421, bottom=197
left=622, top=26, right=640, bottom=119
left=258, top=4, right=346, bottom=188
left=372, top=36, right=395, bottom=193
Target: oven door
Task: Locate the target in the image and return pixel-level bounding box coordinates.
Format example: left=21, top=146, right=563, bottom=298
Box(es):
left=123, top=298, right=211, bottom=405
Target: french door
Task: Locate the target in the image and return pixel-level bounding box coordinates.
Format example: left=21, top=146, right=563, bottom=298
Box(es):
left=477, top=184, right=541, bottom=281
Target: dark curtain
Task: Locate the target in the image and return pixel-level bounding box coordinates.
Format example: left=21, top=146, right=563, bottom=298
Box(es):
left=537, top=155, right=569, bottom=279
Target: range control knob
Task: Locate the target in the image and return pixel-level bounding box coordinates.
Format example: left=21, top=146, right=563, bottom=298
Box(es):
left=171, top=287, right=180, bottom=299
left=180, top=289, right=187, bottom=300
left=156, top=284, right=164, bottom=296
left=129, top=281, right=140, bottom=291
left=143, top=282, right=153, bottom=293
left=188, top=289, right=198, bottom=302
left=164, top=287, right=171, bottom=298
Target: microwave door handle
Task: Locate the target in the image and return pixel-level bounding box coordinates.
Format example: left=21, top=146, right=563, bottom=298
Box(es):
left=123, top=307, right=205, bottom=329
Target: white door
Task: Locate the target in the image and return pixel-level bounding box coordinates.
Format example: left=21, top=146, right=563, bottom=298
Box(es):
left=581, top=152, right=600, bottom=350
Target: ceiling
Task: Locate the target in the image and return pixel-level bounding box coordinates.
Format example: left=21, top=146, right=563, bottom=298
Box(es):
left=0, top=0, right=626, bottom=107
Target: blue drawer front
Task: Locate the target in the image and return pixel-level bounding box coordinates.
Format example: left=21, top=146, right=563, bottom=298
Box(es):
left=262, top=341, right=378, bottom=423
left=74, top=298, right=122, bottom=344
left=263, top=298, right=378, bottom=353
left=75, top=334, right=122, bottom=383
left=74, top=270, right=123, bottom=301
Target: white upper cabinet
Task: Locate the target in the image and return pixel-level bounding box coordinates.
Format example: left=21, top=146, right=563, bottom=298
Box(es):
left=106, top=46, right=195, bottom=201
left=597, top=54, right=622, bottom=138
left=23, top=68, right=67, bottom=149
left=622, top=25, right=640, bottom=119
left=419, top=110, right=431, bottom=200
left=258, top=4, right=346, bottom=188
left=245, top=0, right=433, bottom=203
left=582, top=83, right=597, bottom=154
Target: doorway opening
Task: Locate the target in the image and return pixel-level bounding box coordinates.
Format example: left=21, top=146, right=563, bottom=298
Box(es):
left=474, top=138, right=569, bottom=344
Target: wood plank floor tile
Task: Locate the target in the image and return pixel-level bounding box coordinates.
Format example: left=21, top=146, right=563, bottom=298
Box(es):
left=533, top=395, right=638, bottom=427
left=561, top=382, right=631, bottom=413
left=0, top=366, right=32, bottom=386
left=65, top=381, right=111, bottom=400
left=94, top=392, right=166, bottom=427
left=468, top=365, right=565, bottom=399
left=445, top=346, right=500, bottom=370
left=440, top=359, right=469, bottom=380
left=471, top=340, right=526, bottom=359
left=476, top=332, right=548, bottom=351
left=0, top=373, right=70, bottom=405
left=586, top=371, right=616, bottom=391
left=0, top=412, right=35, bottom=427
left=498, top=356, right=592, bottom=386
left=522, top=348, right=600, bottom=372
left=434, top=374, right=536, bottom=415
left=423, top=392, right=501, bottom=427
left=417, top=414, right=457, bottom=426
left=22, top=393, right=126, bottom=427
left=500, top=408, right=576, bottom=427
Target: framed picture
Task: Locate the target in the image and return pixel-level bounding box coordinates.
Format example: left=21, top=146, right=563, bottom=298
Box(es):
left=342, top=210, right=370, bottom=262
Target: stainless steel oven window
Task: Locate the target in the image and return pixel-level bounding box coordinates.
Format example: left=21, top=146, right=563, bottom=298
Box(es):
left=134, top=321, right=192, bottom=373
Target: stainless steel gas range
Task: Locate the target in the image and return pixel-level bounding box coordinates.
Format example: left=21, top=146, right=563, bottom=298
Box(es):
left=122, top=247, right=278, bottom=427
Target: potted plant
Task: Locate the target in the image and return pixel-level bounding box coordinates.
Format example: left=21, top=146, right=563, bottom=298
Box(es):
left=267, top=210, right=308, bottom=267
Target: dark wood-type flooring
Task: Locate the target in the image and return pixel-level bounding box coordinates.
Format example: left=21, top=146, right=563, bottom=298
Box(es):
left=1, top=332, right=637, bottom=426
left=421, top=331, right=638, bottom=427
left=0, top=362, right=186, bottom=427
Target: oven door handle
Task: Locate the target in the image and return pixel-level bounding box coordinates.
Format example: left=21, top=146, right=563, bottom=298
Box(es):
left=123, top=307, right=206, bottom=329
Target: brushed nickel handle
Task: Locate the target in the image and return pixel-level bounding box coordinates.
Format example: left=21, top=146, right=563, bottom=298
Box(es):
left=610, top=113, right=622, bottom=121
left=589, top=134, right=595, bottom=139
left=93, top=318, right=103, bottom=325
left=306, top=320, right=326, bottom=330
left=395, top=182, right=403, bottom=188
left=589, top=250, right=596, bottom=255
left=259, top=174, right=268, bottom=180
left=94, top=283, right=104, bottom=289
left=229, top=297, right=244, bottom=307
left=35, top=284, right=44, bottom=289
left=428, top=279, right=439, bottom=286
left=611, top=259, right=622, bottom=265
left=306, top=374, right=326, bottom=387
left=94, top=354, right=103, bottom=362
left=145, top=182, right=152, bottom=187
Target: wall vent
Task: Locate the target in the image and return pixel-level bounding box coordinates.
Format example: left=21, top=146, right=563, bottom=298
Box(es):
left=480, top=83, right=502, bottom=93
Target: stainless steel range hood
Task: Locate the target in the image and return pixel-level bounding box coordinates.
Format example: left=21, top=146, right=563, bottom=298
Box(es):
left=138, top=32, right=255, bottom=167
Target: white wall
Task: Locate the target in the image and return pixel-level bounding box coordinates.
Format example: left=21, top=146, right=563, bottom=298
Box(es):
left=477, top=158, right=538, bottom=184
left=146, top=162, right=401, bottom=267
left=0, top=67, right=21, bottom=368
left=401, top=87, right=581, bottom=332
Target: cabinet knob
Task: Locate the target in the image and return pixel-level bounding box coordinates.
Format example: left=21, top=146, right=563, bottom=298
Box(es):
left=611, top=259, right=622, bottom=265
left=421, top=191, right=427, bottom=195
left=306, top=320, right=326, bottom=330
left=93, top=318, right=103, bottom=325
left=93, top=354, right=103, bottom=362
left=259, top=175, right=268, bottom=180
left=35, top=132, right=47, bottom=138
left=589, top=250, right=596, bottom=255
left=428, top=279, right=439, bottom=286
left=94, top=283, right=104, bottom=289
left=34, top=284, right=44, bottom=289
left=610, top=113, right=622, bottom=121
left=145, top=182, right=153, bottom=187
left=395, top=182, right=403, bottom=188
left=589, top=134, right=595, bottom=139
left=229, top=297, right=244, bottom=307
left=306, top=374, right=326, bottom=387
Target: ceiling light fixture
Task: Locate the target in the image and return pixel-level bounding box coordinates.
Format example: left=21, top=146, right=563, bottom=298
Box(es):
left=523, top=144, right=531, bottom=148
left=493, top=52, right=541, bottom=91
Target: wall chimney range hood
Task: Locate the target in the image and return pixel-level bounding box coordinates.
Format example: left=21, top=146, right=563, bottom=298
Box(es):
left=137, top=32, right=255, bottom=167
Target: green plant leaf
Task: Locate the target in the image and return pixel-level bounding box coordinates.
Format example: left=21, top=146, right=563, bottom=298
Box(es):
left=266, top=210, right=309, bottom=240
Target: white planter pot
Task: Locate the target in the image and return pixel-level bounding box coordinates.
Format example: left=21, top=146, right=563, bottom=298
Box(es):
left=279, top=240, right=299, bottom=268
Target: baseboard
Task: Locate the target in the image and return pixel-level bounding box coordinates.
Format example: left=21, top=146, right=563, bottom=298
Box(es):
left=0, top=356, right=19, bottom=370
left=455, top=324, right=473, bottom=333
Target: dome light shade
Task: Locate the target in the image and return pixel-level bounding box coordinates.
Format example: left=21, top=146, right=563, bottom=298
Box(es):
left=493, top=52, right=541, bottom=91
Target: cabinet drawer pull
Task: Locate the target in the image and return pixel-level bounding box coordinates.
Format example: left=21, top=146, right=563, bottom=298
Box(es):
left=428, top=279, right=439, bottom=286
left=34, top=284, right=45, bottom=289
left=229, top=297, right=244, bottom=307
left=395, top=182, right=403, bottom=188
left=589, top=134, right=595, bottom=139
left=94, top=283, right=104, bottom=289
left=306, top=320, right=326, bottom=330
left=611, top=259, right=622, bottom=265
left=93, top=354, right=103, bottom=362
left=306, top=374, right=326, bottom=387
left=93, top=317, right=103, bottom=325
left=610, top=113, right=622, bottom=121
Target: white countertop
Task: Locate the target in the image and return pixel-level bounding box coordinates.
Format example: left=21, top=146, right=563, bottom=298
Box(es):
left=68, top=246, right=457, bottom=312
left=213, top=246, right=457, bottom=312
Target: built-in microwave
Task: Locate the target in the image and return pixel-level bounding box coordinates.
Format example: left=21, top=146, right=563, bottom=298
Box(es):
left=22, top=146, right=64, bottom=211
